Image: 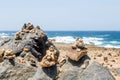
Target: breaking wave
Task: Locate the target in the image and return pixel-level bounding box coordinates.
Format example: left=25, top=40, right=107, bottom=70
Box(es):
left=49, top=36, right=120, bottom=48
left=49, top=36, right=75, bottom=43
left=82, top=37, right=104, bottom=45
left=110, top=41, right=120, bottom=44
left=0, top=33, right=10, bottom=38
left=49, top=36, right=104, bottom=45
left=103, top=44, right=120, bottom=48
left=0, top=32, right=16, bottom=38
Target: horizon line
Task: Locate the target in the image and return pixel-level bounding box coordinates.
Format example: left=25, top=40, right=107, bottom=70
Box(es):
left=0, top=30, right=120, bottom=32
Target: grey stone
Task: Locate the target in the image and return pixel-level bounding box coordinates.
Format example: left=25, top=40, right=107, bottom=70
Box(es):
left=29, top=66, right=57, bottom=80
left=0, top=60, right=36, bottom=80
left=59, top=60, right=115, bottom=80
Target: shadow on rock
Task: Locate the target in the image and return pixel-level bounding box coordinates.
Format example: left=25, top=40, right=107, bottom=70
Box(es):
left=9, top=59, right=15, bottom=66
left=42, top=65, right=57, bottom=79
left=68, top=55, right=90, bottom=67
left=30, top=65, right=57, bottom=80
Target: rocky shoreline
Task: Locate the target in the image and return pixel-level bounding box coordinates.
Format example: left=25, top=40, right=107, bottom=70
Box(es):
left=0, top=23, right=118, bottom=80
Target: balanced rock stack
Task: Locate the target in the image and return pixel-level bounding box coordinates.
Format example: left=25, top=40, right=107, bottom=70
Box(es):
left=0, top=23, right=59, bottom=67
left=40, top=45, right=58, bottom=67
left=67, top=38, right=87, bottom=61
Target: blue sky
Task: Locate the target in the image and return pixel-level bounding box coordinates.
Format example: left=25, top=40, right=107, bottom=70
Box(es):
left=0, top=0, right=120, bottom=31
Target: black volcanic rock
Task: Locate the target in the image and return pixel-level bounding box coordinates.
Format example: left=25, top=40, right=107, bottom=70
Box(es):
left=0, top=23, right=49, bottom=60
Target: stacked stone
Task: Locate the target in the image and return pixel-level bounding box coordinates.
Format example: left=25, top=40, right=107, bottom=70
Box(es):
left=0, top=23, right=59, bottom=67
left=0, top=49, right=15, bottom=62
left=67, top=38, right=87, bottom=61
left=40, top=45, right=58, bottom=67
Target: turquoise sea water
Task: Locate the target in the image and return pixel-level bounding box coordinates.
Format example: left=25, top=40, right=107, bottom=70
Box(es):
left=0, top=31, right=120, bottom=48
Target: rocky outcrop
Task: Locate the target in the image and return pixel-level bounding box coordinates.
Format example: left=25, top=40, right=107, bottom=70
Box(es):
left=59, top=59, right=115, bottom=80
left=0, top=23, right=59, bottom=67
left=0, top=23, right=48, bottom=58
left=0, top=23, right=115, bottom=80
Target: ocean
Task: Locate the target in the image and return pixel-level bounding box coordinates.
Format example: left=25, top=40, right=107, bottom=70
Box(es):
left=0, top=31, right=120, bottom=48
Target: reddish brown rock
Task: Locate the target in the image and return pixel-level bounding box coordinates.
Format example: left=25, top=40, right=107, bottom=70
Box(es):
left=40, top=45, right=58, bottom=67
left=0, top=49, right=5, bottom=62
left=17, top=57, right=26, bottom=63
left=26, top=57, right=36, bottom=66
left=66, top=49, right=87, bottom=61
left=0, top=58, right=3, bottom=62
left=14, top=32, right=21, bottom=40
left=103, top=57, right=108, bottom=62
left=58, top=55, right=66, bottom=67
left=67, top=38, right=87, bottom=61
left=0, top=49, right=5, bottom=56
left=4, top=49, right=15, bottom=60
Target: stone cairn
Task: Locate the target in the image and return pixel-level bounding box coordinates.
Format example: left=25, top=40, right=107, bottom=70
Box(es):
left=40, top=45, right=58, bottom=67
left=0, top=23, right=88, bottom=68
left=67, top=38, right=87, bottom=61
left=0, top=23, right=59, bottom=67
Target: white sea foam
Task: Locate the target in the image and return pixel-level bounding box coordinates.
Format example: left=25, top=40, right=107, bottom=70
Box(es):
left=49, top=36, right=104, bottom=45
left=82, top=37, right=104, bottom=41
left=0, top=33, right=8, bottom=36
left=49, top=36, right=76, bottom=43
left=110, top=41, right=120, bottom=44
left=0, top=33, right=10, bottom=38
left=82, top=37, right=104, bottom=45
left=50, top=36, right=120, bottom=48
left=103, top=44, right=120, bottom=48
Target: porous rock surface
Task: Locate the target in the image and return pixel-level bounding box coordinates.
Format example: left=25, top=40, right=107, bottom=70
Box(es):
left=0, top=60, right=36, bottom=80
left=0, top=23, right=115, bottom=80
left=59, top=58, right=115, bottom=80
